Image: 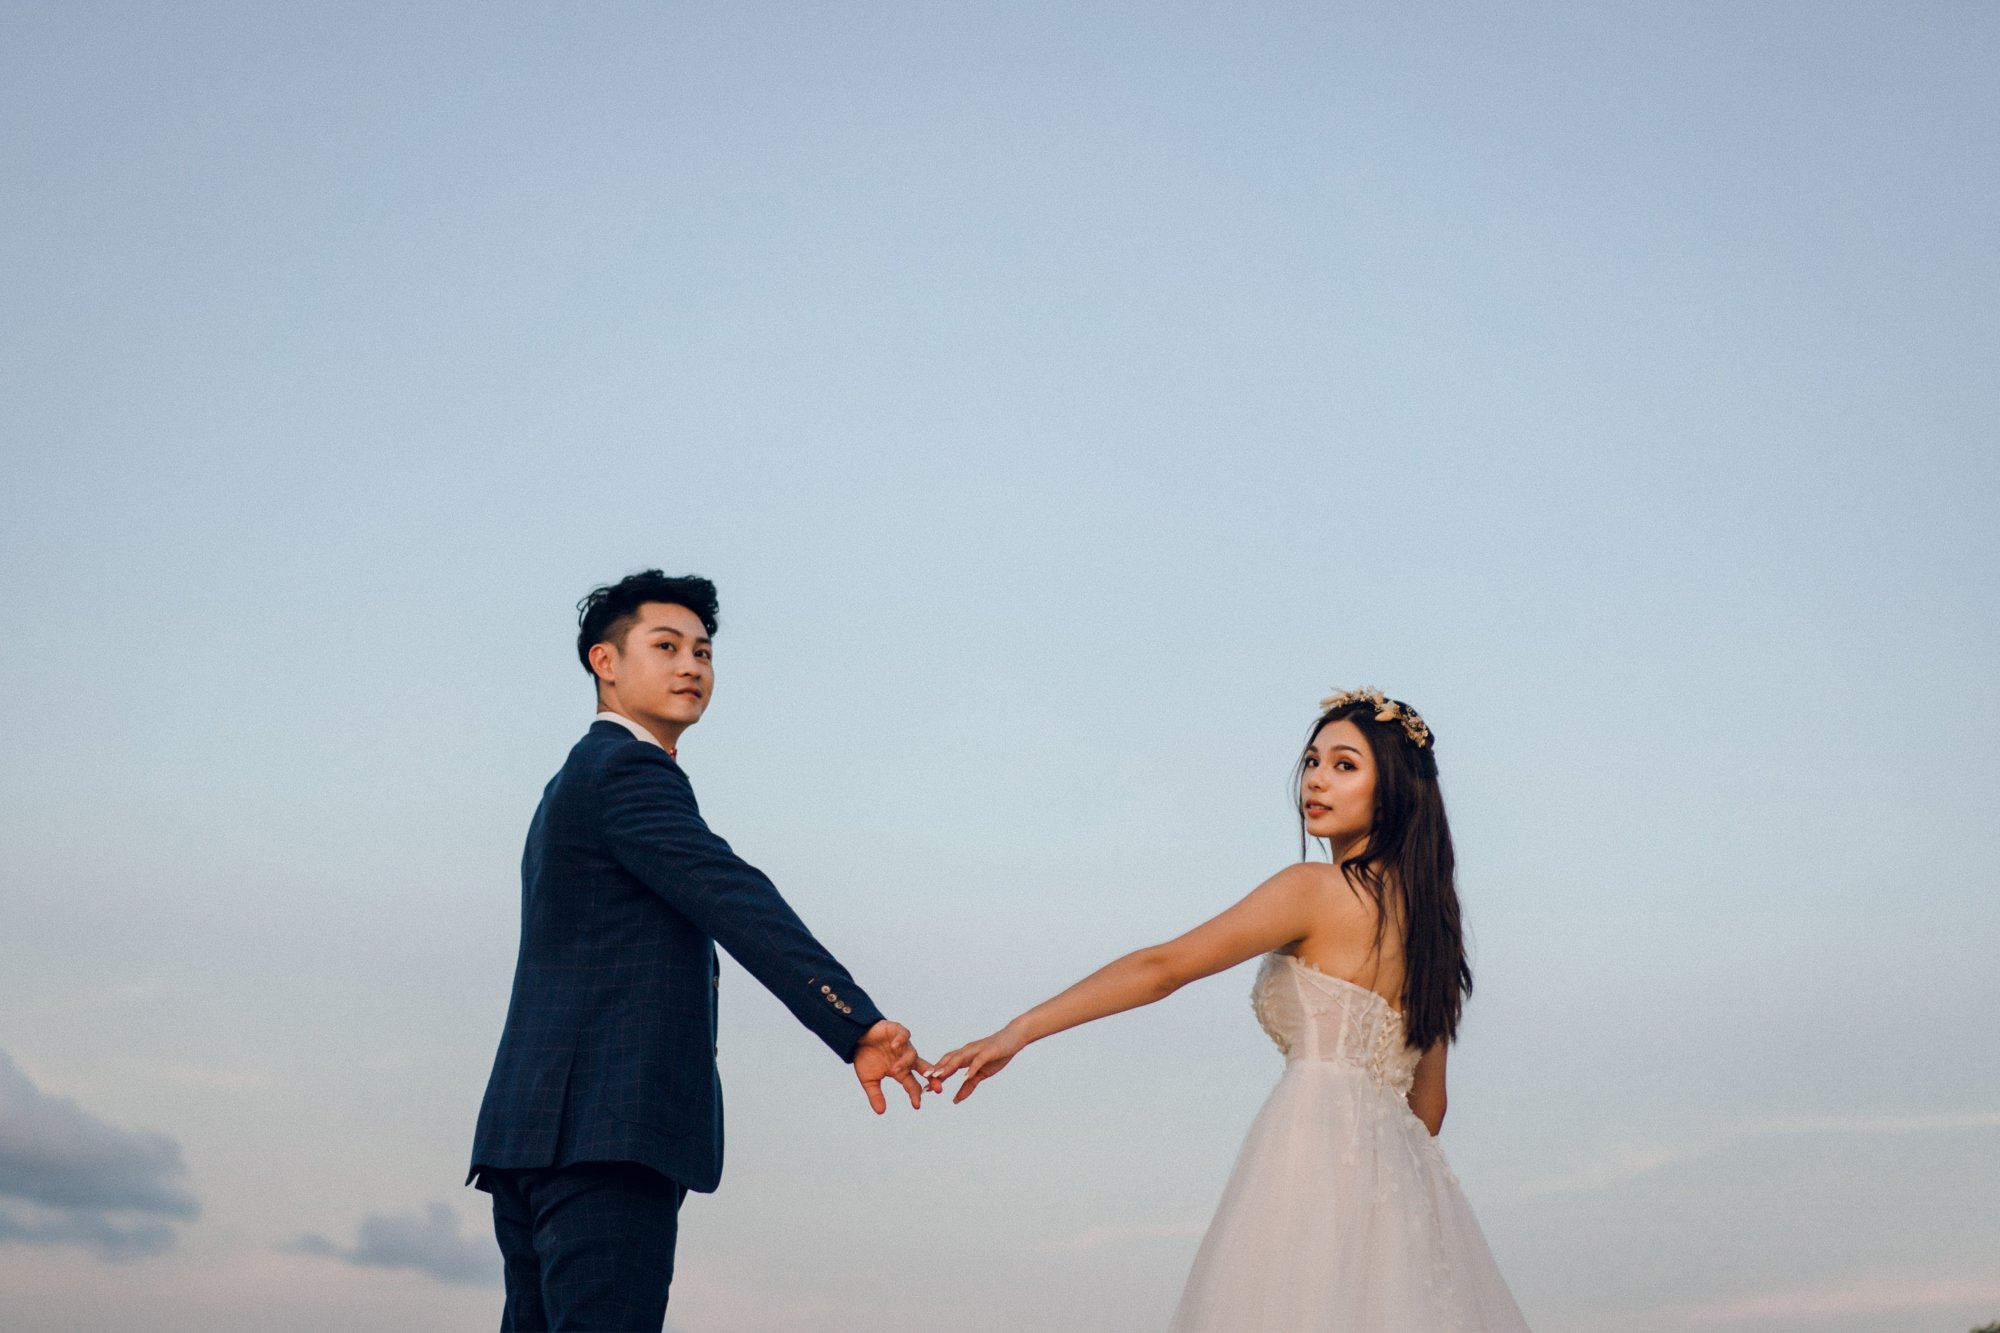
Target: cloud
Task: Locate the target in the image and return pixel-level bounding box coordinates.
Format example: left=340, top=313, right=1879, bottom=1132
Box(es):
left=1744, top=1110, right=2000, bottom=1136
left=0, top=1207, right=178, bottom=1260
left=1525, top=1107, right=2000, bottom=1195
left=0, top=1050, right=198, bottom=1260
left=285, top=1202, right=500, bottom=1286
left=1642, top=1272, right=2000, bottom=1329
left=1524, top=1140, right=1710, bottom=1195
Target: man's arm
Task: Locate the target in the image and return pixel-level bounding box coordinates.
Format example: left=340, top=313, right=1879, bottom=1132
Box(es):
left=594, top=743, right=923, bottom=1103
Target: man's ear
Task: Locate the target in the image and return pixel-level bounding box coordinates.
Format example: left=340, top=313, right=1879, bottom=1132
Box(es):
left=587, top=639, right=618, bottom=687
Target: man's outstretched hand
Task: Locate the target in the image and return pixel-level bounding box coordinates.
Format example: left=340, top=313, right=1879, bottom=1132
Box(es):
left=853, top=1020, right=932, bottom=1114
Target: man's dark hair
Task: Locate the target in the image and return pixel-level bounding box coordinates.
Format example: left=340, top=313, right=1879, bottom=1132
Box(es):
left=576, top=570, right=720, bottom=676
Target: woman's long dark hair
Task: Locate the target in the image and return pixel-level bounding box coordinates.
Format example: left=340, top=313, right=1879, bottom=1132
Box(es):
left=1293, top=698, right=1471, bottom=1051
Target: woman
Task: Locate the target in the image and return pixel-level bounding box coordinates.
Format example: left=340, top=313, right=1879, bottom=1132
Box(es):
left=927, top=689, right=1531, bottom=1331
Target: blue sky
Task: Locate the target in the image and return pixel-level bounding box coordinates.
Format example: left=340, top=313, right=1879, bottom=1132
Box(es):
left=2, top=4, right=1997, bottom=1330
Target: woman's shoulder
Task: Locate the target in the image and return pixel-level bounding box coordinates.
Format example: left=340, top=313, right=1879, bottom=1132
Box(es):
left=1270, top=860, right=1345, bottom=888
left=1269, top=859, right=1366, bottom=889
left=1276, top=860, right=1393, bottom=921
left=1260, top=860, right=1361, bottom=903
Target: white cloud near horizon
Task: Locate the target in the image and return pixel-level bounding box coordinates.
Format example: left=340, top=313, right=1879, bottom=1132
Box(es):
left=1641, top=1272, right=2000, bottom=1330
left=1523, top=1109, right=2000, bottom=1196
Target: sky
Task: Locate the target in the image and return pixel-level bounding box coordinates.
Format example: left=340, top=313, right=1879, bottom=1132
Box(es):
left=2, top=2, right=1997, bottom=1330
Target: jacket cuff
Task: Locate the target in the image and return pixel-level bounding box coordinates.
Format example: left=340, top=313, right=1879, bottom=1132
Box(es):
left=804, top=977, right=884, bottom=1060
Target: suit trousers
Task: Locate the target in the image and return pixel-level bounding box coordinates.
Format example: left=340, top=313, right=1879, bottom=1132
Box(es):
left=481, top=1161, right=688, bottom=1332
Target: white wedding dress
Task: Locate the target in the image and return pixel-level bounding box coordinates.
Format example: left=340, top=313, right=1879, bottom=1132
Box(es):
left=1168, top=953, right=1530, bottom=1332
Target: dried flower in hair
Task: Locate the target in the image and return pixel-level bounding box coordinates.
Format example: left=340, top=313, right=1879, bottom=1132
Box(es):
left=1319, top=686, right=1434, bottom=750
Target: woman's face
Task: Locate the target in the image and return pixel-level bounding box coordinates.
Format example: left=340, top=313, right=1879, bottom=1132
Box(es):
left=1301, top=718, right=1378, bottom=853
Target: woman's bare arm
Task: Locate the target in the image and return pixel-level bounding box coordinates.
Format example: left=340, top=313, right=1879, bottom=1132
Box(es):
left=1407, top=1039, right=1448, bottom=1135
left=927, top=864, right=1334, bottom=1101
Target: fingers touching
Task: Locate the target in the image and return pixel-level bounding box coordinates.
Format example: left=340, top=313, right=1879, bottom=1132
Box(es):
left=921, top=1042, right=1006, bottom=1102
left=925, top=1046, right=972, bottom=1088
left=851, top=1021, right=1015, bottom=1112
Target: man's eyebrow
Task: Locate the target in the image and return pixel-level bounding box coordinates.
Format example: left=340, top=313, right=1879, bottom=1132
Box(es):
left=645, top=626, right=712, bottom=646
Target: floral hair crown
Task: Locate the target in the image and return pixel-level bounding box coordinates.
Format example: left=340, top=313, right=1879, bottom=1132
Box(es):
left=1318, top=687, right=1433, bottom=750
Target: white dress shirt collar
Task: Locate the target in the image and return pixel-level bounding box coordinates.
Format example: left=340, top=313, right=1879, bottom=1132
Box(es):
left=594, top=710, right=670, bottom=753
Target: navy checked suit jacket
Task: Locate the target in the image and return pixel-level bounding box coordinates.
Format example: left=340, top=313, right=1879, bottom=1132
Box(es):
left=470, top=721, right=884, bottom=1194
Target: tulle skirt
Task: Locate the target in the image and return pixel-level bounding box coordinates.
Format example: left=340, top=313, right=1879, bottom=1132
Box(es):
left=1168, top=1061, right=1530, bottom=1332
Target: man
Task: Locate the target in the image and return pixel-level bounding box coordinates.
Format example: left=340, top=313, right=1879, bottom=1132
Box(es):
left=470, top=570, right=927, bottom=1331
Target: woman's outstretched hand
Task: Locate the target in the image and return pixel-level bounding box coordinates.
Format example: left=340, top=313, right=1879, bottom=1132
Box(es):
left=925, top=1022, right=1029, bottom=1103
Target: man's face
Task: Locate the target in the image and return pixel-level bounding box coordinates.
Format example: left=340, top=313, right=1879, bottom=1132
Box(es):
left=592, top=601, right=714, bottom=731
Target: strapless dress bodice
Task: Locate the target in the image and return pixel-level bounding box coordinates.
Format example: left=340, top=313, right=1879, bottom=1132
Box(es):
left=1251, top=952, right=1423, bottom=1096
